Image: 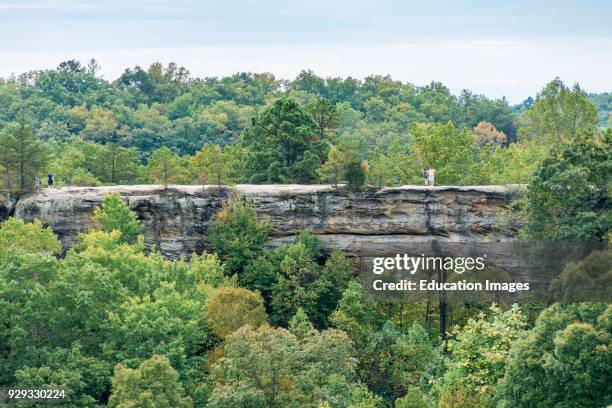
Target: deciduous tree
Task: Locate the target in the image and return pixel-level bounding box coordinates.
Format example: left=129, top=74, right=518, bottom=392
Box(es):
left=472, top=121, right=506, bottom=147
left=518, top=78, right=598, bottom=144
left=208, top=199, right=270, bottom=277
left=93, top=193, right=142, bottom=243
left=499, top=303, right=611, bottom=408
left=206, top=286, right=267, bottom=339
left=108, top=355, right=192, bottom=408
left=522, top=130, right=611, bottom=241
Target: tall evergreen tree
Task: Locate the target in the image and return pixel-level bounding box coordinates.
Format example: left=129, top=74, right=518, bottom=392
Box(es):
left=306, top=97, right=339, bottom=141
left=0, top=122, right=48, bottom=192
left=243, top=97, right=327, bottom=183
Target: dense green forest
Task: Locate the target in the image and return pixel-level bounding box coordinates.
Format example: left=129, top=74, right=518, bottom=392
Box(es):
left=0, top=60, right=610, bottom=407
left=0, top=60, right=609, bottom=190
left=1, top=142, right=610, bottom=406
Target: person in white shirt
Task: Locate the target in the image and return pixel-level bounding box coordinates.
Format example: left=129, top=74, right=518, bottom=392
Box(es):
left=427, top=167, right=436, bottom=186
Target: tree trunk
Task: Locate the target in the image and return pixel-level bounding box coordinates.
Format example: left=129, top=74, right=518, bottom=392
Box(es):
left=111, top=147, right=117, bottom=184
left=438, top=267, right=447, bottom=340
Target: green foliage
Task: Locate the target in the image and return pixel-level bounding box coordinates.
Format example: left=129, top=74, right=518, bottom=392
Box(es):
left=331, top=282, right=385, bottom=349
left=368, top=152, right=395, bottom=188
left=270, top=241, right=324, bottom=326
left=242, top=234, right=352, bottom=328
left=289, top=307, right=316, bottom=340
left=147, top=146, right=183, bottom=187
left=108, top=355, right=192, bottom=408
left=368, top=141, right=417, bottom=186
left=522, top=131, right=611, bottom=241
left=317, top=142, right=355, bottom=187
left=498, top=303, right=611, bottom=408
left=410, top=122, right=482, bottom=185
left=436, top=305, right=527, bottom=405
left=0, top=121, right=49, bottom=191
left=2, top=64, right=606, bottom=188
left=331, top=283, right=447, bottom=404
left=103, top=283, right=210, bottom=383
left=306, top=97, right=340, bottom=140
left=97, top=144, right=142, bottom=185
left=345, top=161, right=367, bottom=191
left=519, top=78, right=598, bottom=144
left=80, top=105, right=120, bottom=144
left=93, top=193, right=142, bottom=243
left=1, top=66, right=611, bottom=407
left=243, top=97, right=327, bottom=183
left=552, top=249, right=612, bottom=302
left=68, top=230, right=163, bottom=297
left=190, top=144, right=223, bottom=186
left=395, top=387, right=428, bottom=408
left=14, top=345, right=111, bottom=407
left=588, top=92, right=611, bottom=128
left=47, top=139, right=140, bottom=186
left=0, top=217, right=61, bottom=256
left=361, top=321, right=440, bottom=403
left=0, top=251, right=58, bottom=381
left=240, top=245, right=285, bottom=304
left=208, top=199, right=271, bottom=277
left=480, top=141, right=547, bottom=185
left=167, top=252, right=234, bottom=294
left=0, top=215, right=249, bottom=404
left=209, top=324, right=363, bottom=408
left=317, top=250, right=354, bottom=323
left=206, top=286, right=268, bottom=339
left=189, top=144, right=246, bottom=186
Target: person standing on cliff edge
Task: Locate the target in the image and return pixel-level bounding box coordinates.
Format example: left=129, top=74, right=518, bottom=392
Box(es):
left=426, top=167, right=436, bottom=186
left=47, top=173, right=54, bottom=188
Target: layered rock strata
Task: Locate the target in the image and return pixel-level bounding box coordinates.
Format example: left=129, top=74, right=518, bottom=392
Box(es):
left=0, top=184, right=523, bottom=260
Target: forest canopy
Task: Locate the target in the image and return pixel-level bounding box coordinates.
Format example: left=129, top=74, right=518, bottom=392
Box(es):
left=0, top=60, right=609, bottom=191
left=1, top=192, right=610, bottom=407
left=0, top=60, right=610, bottom=406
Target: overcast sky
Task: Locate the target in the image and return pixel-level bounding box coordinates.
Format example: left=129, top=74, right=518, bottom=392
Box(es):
left=0, top=0, right=610, bottom=103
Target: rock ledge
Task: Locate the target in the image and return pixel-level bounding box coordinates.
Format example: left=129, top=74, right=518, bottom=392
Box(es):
left=1, top=184, right=524, bottom=259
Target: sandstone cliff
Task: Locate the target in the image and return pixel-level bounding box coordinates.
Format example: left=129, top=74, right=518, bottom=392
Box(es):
left=0, top=184, right=523, bottom=260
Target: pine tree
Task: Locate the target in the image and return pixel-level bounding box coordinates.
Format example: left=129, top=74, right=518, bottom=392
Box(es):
left=345, top=161, right=367, bottom=191
left=243, top=97, right=327, bottom=183
left=318, top=143, right=355, bottom=187
left=190, top=144, right=226, bottom=187
left=0, top=122, right=48, bottom=192
left=147, top=146, right=182, bottom=187
left=306, top=97, right=339, bottom=141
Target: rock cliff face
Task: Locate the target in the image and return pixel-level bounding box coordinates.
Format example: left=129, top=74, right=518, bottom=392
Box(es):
left=0, top=184, right=523, bottom=260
